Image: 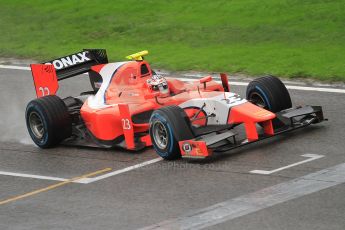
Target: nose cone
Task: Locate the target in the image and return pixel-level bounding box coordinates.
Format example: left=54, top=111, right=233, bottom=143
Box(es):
left=228, top=102, right=276, bottom=124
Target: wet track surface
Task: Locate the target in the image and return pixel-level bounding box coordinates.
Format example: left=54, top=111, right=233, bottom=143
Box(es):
left=0, top=66, right=345, bottom=230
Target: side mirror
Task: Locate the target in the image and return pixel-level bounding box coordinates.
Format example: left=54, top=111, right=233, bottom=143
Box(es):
left=200, top=75, right=212, bottom=84
left=220, top=73, right=230, bottom=92
left=200, top=76, right=212, bottom=89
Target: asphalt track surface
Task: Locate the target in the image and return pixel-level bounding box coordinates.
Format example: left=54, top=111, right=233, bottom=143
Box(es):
left=0, top=66, right=344, bottom=230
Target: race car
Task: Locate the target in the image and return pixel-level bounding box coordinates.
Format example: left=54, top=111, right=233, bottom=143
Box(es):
left=26, top=49, right=325, bottom=160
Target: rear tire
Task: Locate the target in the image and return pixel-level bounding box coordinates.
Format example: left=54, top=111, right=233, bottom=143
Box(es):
left=25, top=95, right=72, bottom=148
left=149, top=105, right=194, bottom=160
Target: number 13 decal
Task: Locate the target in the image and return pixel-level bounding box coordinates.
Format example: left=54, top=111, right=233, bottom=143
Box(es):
left=121, top=118, right=131, bottom=130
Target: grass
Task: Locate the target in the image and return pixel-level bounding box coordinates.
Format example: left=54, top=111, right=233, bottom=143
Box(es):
left=0, top=0, right=345, bottom=81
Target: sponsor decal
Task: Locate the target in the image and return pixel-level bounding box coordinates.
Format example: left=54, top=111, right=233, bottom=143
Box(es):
left=182, top=142, right=192, bottom=153
left=195, top=147, right=202, bottom=156
left=222, top=93, right=243, bottom=105
left=45, top=51, right=91, bottom=70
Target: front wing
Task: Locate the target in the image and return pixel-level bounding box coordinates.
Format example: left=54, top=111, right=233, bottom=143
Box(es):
left=179, top=106, right=325, bottom=159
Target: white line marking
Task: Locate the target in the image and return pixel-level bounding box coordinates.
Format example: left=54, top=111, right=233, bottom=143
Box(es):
left=0, top=64, right=344, bottom=94
left=250, top=154, right=324, bottom=175
left=84, top=157, right=163, bottom=183
left=0, top=158, right=162, bottom=184
left=0, top=171, right=87, bottom=184
left=285, top=85, right=345, bottom=94
left=0, top=64, right=30, bottom=70
left=139, top=162, right=345, bottom=230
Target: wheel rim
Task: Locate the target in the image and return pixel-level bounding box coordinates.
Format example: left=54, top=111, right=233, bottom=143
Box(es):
left=152, top=121, right=168, bottom=149
left=250, top=92, right=267, bottom=109
left=29, top=111, right=44, bottom=139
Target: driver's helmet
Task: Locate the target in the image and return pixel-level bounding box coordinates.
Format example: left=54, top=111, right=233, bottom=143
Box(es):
left=146, top=74, right=170, bottom=96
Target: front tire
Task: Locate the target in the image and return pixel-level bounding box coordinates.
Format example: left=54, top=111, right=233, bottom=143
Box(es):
left=149, top=106, right=194, bottom=160
left=246, top=76, right=292, bottom=112
left=25, top=95, right=72, bottom=148
left=246, top=76, right=292, bottom=128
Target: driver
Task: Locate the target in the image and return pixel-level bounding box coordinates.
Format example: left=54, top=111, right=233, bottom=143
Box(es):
left=146, top=74, right=170, bottom=97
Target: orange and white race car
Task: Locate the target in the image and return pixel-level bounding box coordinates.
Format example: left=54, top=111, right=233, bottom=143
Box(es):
left=26, top=49, right=325, bottom=160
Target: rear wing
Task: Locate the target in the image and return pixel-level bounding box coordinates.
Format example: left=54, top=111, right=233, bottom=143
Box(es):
left=30, top=49, right=108, bottom=97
